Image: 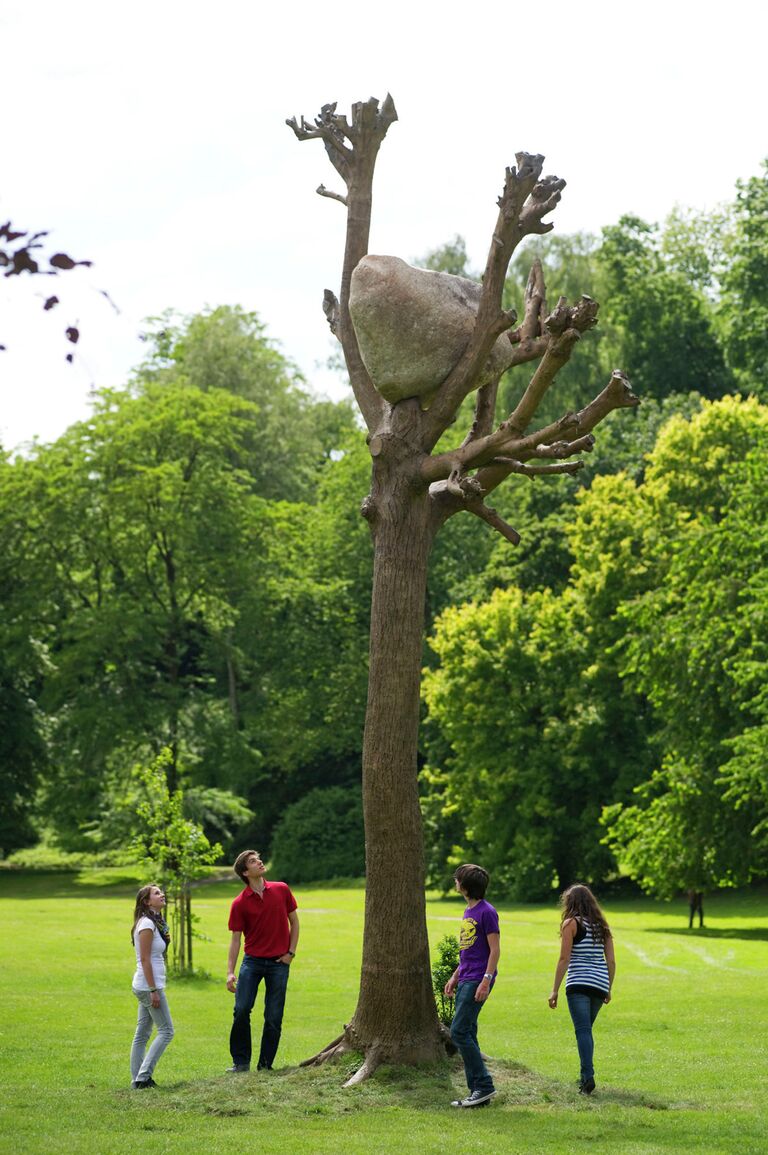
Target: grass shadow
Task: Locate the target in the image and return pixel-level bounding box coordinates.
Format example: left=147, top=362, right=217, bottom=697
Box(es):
left=118, top=1055, right=674, bottom=1117
left=0, top=868, right=235, bottom=900
left=645, top=926, right=768, bottom=942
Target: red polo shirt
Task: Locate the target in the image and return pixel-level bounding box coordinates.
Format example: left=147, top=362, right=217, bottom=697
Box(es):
left=228, top=880, right=297, bottom=957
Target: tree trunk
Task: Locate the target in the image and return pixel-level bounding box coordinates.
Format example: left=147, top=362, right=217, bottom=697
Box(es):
left=343, top=438, right=445, bottom=1071
left=185, top=885, right=193, bottom=971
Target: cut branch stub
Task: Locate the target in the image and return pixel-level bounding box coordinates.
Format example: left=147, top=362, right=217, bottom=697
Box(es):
left=520, top=172, right=567, bottom=235
left=323, top=289, right=340, bottom=337
left=287, top=96, right=398, bottom=190
left=317, top=184, right=347, bottom=206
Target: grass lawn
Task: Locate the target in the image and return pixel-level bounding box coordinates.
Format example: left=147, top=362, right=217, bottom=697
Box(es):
left=1, top=869, right=766, bottom=1154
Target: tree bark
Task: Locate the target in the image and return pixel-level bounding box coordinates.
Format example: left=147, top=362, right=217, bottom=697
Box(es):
left=342, top=430, right=445, bottom=1069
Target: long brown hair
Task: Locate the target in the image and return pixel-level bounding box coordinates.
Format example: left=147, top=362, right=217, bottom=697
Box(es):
left=131, top=884, right=161, bottom=945
left=558, top=883, right=611, bottom=944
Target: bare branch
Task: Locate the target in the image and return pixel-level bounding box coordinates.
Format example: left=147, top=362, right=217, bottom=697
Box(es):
left=289, top=96, right=398, bottom=431
left=422, top=366, right=637, bottom=494
left=507, top=334, right=550, bottom=366
left=506, top=296, right=599, bottom=434
left=489, top=457, right=585, bottom=477
left=461, top=380, right=499, bottom=447
left=465, top=500, right=522, bottom=546
left=423, top=155, right=566, bottom=443
left=287, top=102, right=354, bottom=184
left=517, top=258, right=547, bottom=343
left=535, top=434, right=595, bottom=458
left=317, top=184, right=347, bottom=206
left=471, top=370, right=639, bottom=496
left=572, top=368, right=639, bottom=434
left=421, top=310, right=595, bottom=485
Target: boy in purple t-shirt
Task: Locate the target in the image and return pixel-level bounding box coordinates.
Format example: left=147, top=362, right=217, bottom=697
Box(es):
left=443, top=863, right=500, bottom=1108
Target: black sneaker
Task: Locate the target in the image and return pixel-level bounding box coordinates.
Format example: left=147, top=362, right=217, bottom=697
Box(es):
left=579, top=1078, right=596, bottom=1095
left=459, top=1088, right=496, bottom=1108
left=226, top=1064, right=250, bottom=1073
left=132, top=1078, right=156, bottom=1089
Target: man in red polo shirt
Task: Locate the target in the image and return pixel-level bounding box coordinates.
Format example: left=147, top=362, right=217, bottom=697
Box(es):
left=225, top=849, right=299, bottom=1072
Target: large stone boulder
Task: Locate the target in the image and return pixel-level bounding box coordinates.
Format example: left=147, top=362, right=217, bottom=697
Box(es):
left=349, top=255, right=516, bottom=405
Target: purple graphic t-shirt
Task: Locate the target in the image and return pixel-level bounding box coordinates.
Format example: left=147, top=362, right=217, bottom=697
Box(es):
left=457, top=899, right=500, bottom=982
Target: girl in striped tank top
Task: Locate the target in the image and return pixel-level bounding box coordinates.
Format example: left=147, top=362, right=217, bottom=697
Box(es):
left=548, top=884, right=615, bottom=1095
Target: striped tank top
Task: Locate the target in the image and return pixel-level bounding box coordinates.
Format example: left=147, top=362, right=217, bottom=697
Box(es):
left=565, top=920, right=610, bottom=995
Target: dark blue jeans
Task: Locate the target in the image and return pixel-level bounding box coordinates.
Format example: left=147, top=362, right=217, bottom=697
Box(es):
left=450, top=981, right=495, bottom=1094
left=230, top=956, right=290, bottom=1069
left=566, top=991, right=604, bottom=1083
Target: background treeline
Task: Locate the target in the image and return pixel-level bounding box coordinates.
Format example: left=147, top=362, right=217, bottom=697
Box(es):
left=2, top=162, right=767, bottom=899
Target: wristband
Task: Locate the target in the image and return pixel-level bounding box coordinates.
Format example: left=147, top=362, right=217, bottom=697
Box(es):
left=149, top=987, right=158, bottom=993
left=483, top=974, right=493, bottom=980
left=286, top=950, right=295, bottom=957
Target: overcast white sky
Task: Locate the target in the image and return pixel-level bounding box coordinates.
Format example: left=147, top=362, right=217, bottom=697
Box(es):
left=2, top=0, right=766, bottom=451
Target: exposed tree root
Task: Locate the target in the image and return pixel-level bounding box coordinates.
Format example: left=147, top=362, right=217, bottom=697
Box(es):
left=342, top=1047, right=383, bottom=1087
left=299, top=1031, right=351, bottom=1067
left=300, top=1022, right=455, bottom=1087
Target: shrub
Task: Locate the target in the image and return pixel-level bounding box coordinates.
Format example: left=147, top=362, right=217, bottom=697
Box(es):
left=269, top=785, right=364, bottom=883
left=431, top=933, right=460, bottom=1027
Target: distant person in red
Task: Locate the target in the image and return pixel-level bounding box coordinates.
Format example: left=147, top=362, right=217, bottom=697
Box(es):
left=225, top=850, right=299, bottom=1072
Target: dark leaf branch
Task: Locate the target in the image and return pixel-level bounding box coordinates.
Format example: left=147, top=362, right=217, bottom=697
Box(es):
left=1, top=219, right=92, bottom=358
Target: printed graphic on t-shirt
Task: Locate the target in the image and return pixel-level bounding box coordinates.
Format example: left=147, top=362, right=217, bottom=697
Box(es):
left=459, top=917, right=478, bottom=952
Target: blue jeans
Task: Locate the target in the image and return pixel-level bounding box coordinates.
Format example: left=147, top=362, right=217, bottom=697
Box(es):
left=230, top=956, right=290, bottom=1069
left=131, top=988, right=174, bottom=1084
left=566, top=991, right=604, bottom=1083
left=450, top=981, right=495, bottom=1094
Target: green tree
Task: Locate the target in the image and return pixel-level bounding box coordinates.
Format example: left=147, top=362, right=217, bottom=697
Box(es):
left=1, top=381, right=268, bottom=843
left=269, top=785, right=364, bottom=883
left=718, top=161, right=768, bottom=393
left=133, top=749, right=223, bottom=974
left=421, top=542, right=653, bottom=900
left=135, top=305, right=358, bottom=502
left=416, top=235, right=472, bottom=277
left=596, top=214, right=731, bottom=401
left=604, top=397, right=768, bottom=894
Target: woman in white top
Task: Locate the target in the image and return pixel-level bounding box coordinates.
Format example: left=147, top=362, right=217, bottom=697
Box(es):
left=130, top=884, right=175, bottom=1088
